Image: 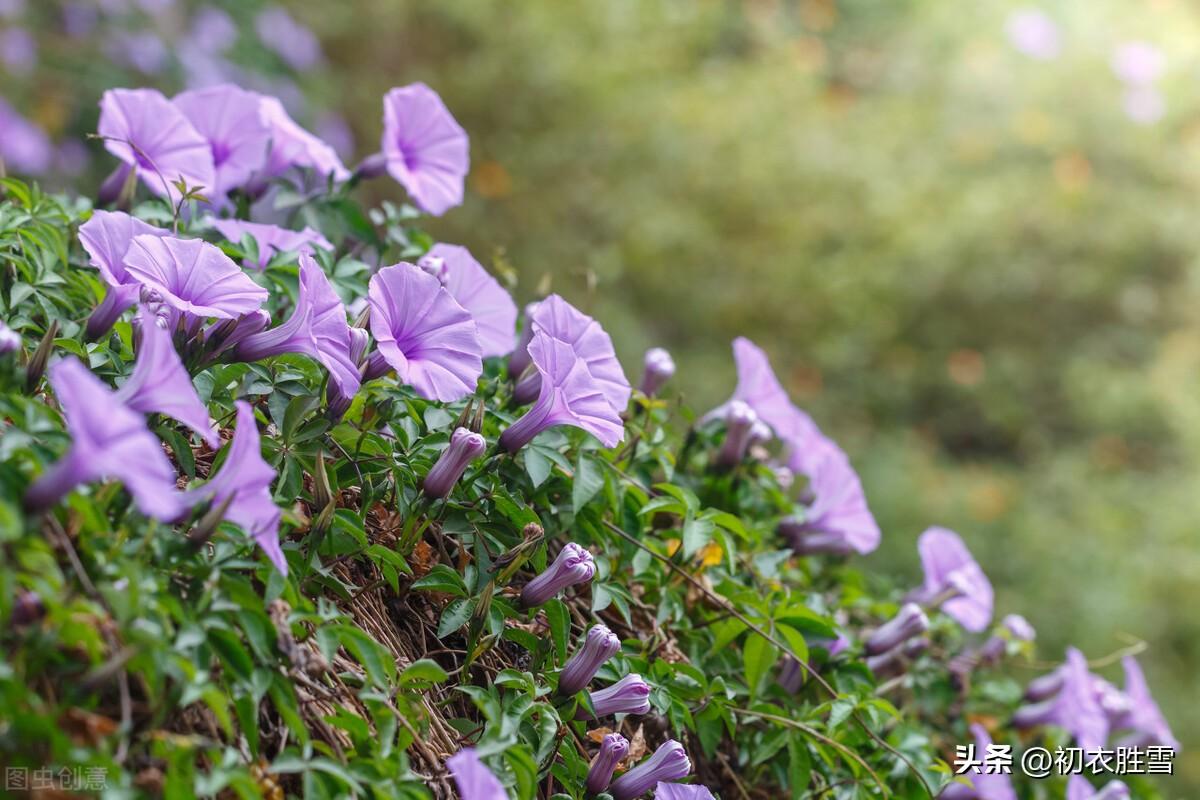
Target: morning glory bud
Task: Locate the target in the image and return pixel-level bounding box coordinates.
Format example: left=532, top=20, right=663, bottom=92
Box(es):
left=520, top=542, right=596, bottom=607
left=512, top=366, right=541, bottom=405
left=422, top=427, right=486, bottom=499
left=0, top=321, right=20, bottom=355
left=866, top=637, right=928, bottom=679
left=715, top=400, right=757, bottom=468
left=638, top=347, right=675, bottom=397
left=608, top=740, right=691, bottom=800
left=11, top=590, right=45, bottom=626
left=507, top=301, right=541, bottom=378
left=777, top=657, right=804, bottom=694
left=865, top=603, right=929, bottom=656
left=1023, top=669, right=1066, bottom=702
left=417, top=253, right=449, bottom=284
left=559, top=624, right=621, bottom=696
left=585, top=733, right=630, bottom=794
left=779, top=516, right=856, bottom=557
left=979, top=613, right=1037, bottom=664
left=580, top=673, right=651, bottom=719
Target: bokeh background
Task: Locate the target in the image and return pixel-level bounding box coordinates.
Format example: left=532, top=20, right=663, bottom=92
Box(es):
left=3, top=0, right=1198, bottom=792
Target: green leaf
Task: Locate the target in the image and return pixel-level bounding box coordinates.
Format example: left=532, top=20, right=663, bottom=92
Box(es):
left=571, top=453, right=604, bottom=512
left=399, top=658, right=449, bottom=685
left=544, top=598, right=570, bottom=662
left=742, top=631, right=777, bottom=699
left=411, top=564, right=468, bottom=597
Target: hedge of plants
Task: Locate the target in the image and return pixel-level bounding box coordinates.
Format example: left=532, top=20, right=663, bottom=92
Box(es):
left=0, top=79, right=1179, bottom=800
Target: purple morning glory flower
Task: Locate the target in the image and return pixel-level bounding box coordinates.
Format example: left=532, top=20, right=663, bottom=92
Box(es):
left=78, top=210, right=172, bottom=337
left=367, top=261, right=483, bottom=402
left=98, top=88, right=215, bottom=203
left=61, top=3, right=99, bottom=38
left=1067, top=776, right=1130, bottom=800
left=255, top=6, right=323, bottom=71
left=520, top=542, right=595, bottom=607
left=781, top=438, right=880, bottom=555
left=582, top=673, right=652, bottom=719
left=234, top=251, right=359, bottom=399
left=182, top=401, right=285, bottom=574
left=712, top=337, right=823, bottom=450
left=190, top=6, right=237, bottom=54
left=124, top=234, right=268, bottom=325
left=418, top=244, right=517, bottom=358
left=0, top=0, right=25, bottom=19
left=1005, top=9, right=1060, bottom=61
left=655, top=783, right=716, bottom=800
left=378, top=83, right=469, bottom=216
left=0, top=320, right=19, bottom=355
left=0, top=97, right=52, bottom=174
left=422, top=427, right=486, bottom=499
left=209, top=218, right=333, bottom=270
left=586, top=733, right=629, bottom=795
left=1114, top=655, right=1179, bottom=749
left=446, top=748, right=507, bottom=800
left=257, top=95, right=349, bottom=183
left=867, top=636, right=928, bottom=679
left=1, top=27, right=36, bottom=75
left=115, top=308, right=219, bottom=447
left=715, top=400, right=758, bottom=467
left=315, top=113, right=354, bottom=160
left=978, top=613, right=1036, bottom=664
left=912, top=526, right=993, bottom=633
left=24, top=357, right=181, bottom=520
left=106, top=31, right=168, bottom=75
left=639, top=347, right=675, bottom=397
left=609, top=740, right=691, bottom=800
left=558, top=623, right=621, bottom=696
left=521, top=295, right=630, bottom=411
left=173, top=84, right=273, bottom=198
left=1111, top=41, right=1166, bottom=86
left=1013, top=647, right=1109, bottom=751
left=865, top=602, right=929, bottom=656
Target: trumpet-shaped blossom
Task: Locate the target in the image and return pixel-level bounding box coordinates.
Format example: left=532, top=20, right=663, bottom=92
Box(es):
left=1114, top=656, right=1179, bottom=749
left=115, top=308, right=219, bottom=447
left=867, top=637, right=929, bottom=679
left=639, top=347, right=675, bottom=397
left=98, top=88, right=215, bottom=203
left=235, top=252, right=360, bottom=398
left=24, top=357, right=181, bottom=520
left=367, top=262, right=483, bottom=401
left=520, top=542, right=595, bottom=607
left=0, top=321, right=20, bottom=354
left=210, top=218, right=333, bottom=270
left=0, top=98, right=52, bottom=174
left=519, top=295, right=630, bottom=413
left=422, top=427, right=486, bottom=499
left=586, top=733, right=630, bottom=794
left=507, top=301, right=541, bottom=378
left=912, top=526, right=993, bottom=632
left=446, top=748, right=508, bottom=800
left=655, top=784, right=716, bottom=800
left=124, top=234, right=268, bottom=324
left=865, top=603, right=929, bottom=656
left=255, top=6, right=323, bottom=71
left=78, top=210, right=172, bottom=337
left=173, top=84, right=272, bottom=197
left=1012, top=647, right=1108, bottom=751
left=559, top=624, right=621, bottom=696
left=582, top=674, right=651, bottom=719
left=609, top=740, right=690, bottom=800
left=418, top=244, right=516, bottom=358
left=1067, top=776, right=1130, bottom=800
left=258, top=96, right=349, bottom=182
left=379, top=84, right=469, bottom=216
left=181, top=401, right=285, bottom=575
left=715, top=400, right=757, bottom=467
left=327, top=327, right=371, bottom=419
left=978, top=613, right=1037, bottom=663
left=782, top=440, right=880, bottom=555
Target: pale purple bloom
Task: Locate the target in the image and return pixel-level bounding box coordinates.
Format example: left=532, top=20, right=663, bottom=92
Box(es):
left=446, top=748, right=507, bottom=800
left=949, top=724, right=1017, bottom=800
left=115, top=308, right=218, bottom=447
left=25, top=357, right=180, bottom=519
left=61, top=3, right=99, bottom=38
left=639, top=347, right=675, bottom=396
left=583, top=673, right=651, bottom=719
left=1005, top=9, right=1060, bottom=61
left=182, top=401, right=285, bottom=574
left=609, top=740, right=690, bottom=800
left=1111, top=41, right=1166, bottom=86
left=201, top=309, right=270, bottom=363
left=98, top=88, right=215, bottom=203
left=655, top=784, right=716, bottom=800
left=209, top=218, right=332, bottom=270
left=174, top=84, right=273, bottom=197
left=191, top=6, right=237, bottom=54
left=235, top=252, right=359, bottom=398
left=0, top=0, right=25, bottom=18
left=507, top=301, right=541, bottom=379
left=521, top=542, right=595, bottom=607
left=124, top=234, right=267, bottom=323
left=1003, top=614, right=1035, bottom=641
left=255, top=6, right=323, bottom=71
left=1122, top=87, right=1165, bottom=125
left=257, top=96, right=349, bottom=182
left=107, top=31, right=168, bottom=74
left=78, top=210, right=172, bottom=337
left=782, top=439, right=880, bottom=555
left=419, top=244, right=517, bottom=358
left=912, top=526, right=993, bottom=632
left=559, top=624, right=621, bottom=696
left=777, top=657, right=804, bottom=693
left=865, top=603, right=929, bottom=656
left=1, top=27, right=36, bottom=75
left=1067, top=776, right=1130, bottom=800
left=422, top=427, right=486, bottom=499
left=1013, top=647, right=1108, bottom=751
left=1115, top=656, right=1179, bottom=749
left=0, top=98, right=52, bottom=174
left=526, top=296, right=630, bottom=411
left=715, top=400, right=757, bottom=467
left=378, top=83, right=469, bottom=216
left=979, top=614, right=1036, bottom=664
left=868, top=636, right=928, bottom=678
left=315, top=113, right=354, bottom=160
left=1024, top=669, right=1066, bottom=702
left=0, top=320, right=20, bottom=354
left=586, top=733, right=629, bottom=794
left=367, top=262, right=483, bottom=401
left=57, top=140, right=90, bottom=176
